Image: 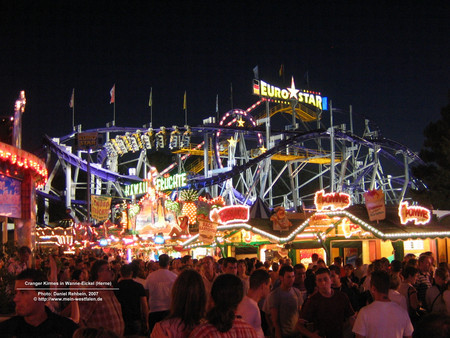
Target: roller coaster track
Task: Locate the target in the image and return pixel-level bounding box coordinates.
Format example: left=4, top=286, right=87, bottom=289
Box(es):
left=186, top=129, right=424, bottom=190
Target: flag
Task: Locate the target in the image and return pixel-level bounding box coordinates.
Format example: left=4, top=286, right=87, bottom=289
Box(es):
left=110, top=84, right=115, bottom=104
left=279, top=64, right=284, bottom=77
left=69, top=88, right=74, bottom=108
left=215, top=94, right=218, bottom=113
left=253, top=65, right=259, bottom=79
left=148, top=88, right=152, bottom=107
left=183, top=91, right=187, bottom=110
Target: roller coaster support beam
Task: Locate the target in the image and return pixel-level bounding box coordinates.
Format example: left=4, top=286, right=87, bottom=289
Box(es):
left=400, top=153, right=410, bottom=201
left=264, top=98, right=273, bottom=206
left=204, top=131, right=210, bottom=193
left=330, top=101, right=335, bottom=192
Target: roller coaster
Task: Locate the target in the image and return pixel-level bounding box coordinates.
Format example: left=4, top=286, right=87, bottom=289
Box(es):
left=40, top=86, right=425, bottom=223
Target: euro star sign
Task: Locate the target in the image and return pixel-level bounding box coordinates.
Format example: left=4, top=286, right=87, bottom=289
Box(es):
left=287, top=76, right=299, bottom=99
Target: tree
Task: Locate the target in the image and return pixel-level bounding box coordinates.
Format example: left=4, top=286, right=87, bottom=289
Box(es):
left=412, top=101, right=450, bottom=209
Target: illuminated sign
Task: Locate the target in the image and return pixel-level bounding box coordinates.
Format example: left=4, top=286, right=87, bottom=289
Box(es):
left=403, top=240, right=424, bottom=250
left=339, top=218, right=370, bottom=238
left=215, top=205, right=250, bottom=224
left=314, top=190, right=351, bottom=211
left=124, top=181, right=148, bottom=197
left=398, top=201, right=431, bottom=225
left=155, top=173, right=187, bottom=191
left=253, top=78, right=328, bottom=110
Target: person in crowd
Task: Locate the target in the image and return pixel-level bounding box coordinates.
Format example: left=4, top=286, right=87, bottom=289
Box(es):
left=115, top=264, right=149, bottom=335
left=389, top=273, right=408, bottom=312
left=236, top=269, right=271, bottom=338
left=299, top=267, right=355, bottom=338
left=130, top=259, right=147, bottom=286
left=304, top=268, right=317, bottom=296
left=415, top=255, right=433, bottom=306
left=353, top=257, right=366, bottom=282
left=189, top=274, right=257, bottom=337
left=217, top=257, right=225, bottom=273
left=425, top=267, right=448, bottom=314
left=406, top=258, right=419, bottom=269
left=342, top=263, right=359, bottom=285
left=72, top=327, right=120, bottom=338
left=7, top=245, right=31, bottom=275
left=307, top=253, right=319, bottom=270
left=170, top=258, right=182, bottom=275
left=270, top=262, right=279, bottom=288
left=332, top=257, right=346, bottom=278
left=145, top=253, right=178, bottom=332
left=443, top=281, right=450, bottom=315
left=267, top=264, right=303, bottom=338
left=398, top=266, right=422, bottom=325
left=390, top=259, right=404, bottom=281
left=403, top=253, right=416, bottom=266
left=151, top=269, right=206, bottom=337
left=78, top=260, right=124, bottom=336
left=237, top=259, right=250, bottom=294
left=201, top=256, right=218, bottom=297
left=72, top=268, right=89, bottom=282
left=0, top=268, right=78, bottom=337
left=180, top=255, right=194, bottom=270
left=222, top=257, right=238, bottom=275
left=110, top=259, right=122, bottom=284
left=330, top=265, right=360, bottom=311
left=293, top=263, right=307, bottom=300
left=353, top=270, right=413, bottom=338
left=412, top=313, right=450, bottom=338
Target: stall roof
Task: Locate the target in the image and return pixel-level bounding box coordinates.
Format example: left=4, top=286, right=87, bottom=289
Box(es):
left=181, top=205, right=450, bottom=248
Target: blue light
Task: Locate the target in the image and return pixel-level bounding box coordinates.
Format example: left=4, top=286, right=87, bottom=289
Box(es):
left=322, top=97, right=328, bottom=111
left=154, top=235, right=165, bottom=245
left=99, top=239, right=108, bottom=247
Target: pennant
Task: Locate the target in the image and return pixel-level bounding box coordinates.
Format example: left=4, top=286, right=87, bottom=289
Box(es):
left=253, top=65, right=259, bottom=79
left=183, top=91, right=187, bottom=110
left=279, top=64, right=284, bottom=77
left=110, top=84, right=115, bottom=104
left=148, top=88, right=152, bottom=107
left=69, top=88, right=74, bottom=108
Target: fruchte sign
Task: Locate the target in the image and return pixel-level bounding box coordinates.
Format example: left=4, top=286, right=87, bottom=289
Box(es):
left=155, top=173, right=187, bottom=191
left=315, top=190, right=351, bottom=211
left=253, top=78, right=328, bottom=110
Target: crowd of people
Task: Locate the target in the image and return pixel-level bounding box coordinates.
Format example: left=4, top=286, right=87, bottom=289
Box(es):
left=0, top=246, right=450, bottom=337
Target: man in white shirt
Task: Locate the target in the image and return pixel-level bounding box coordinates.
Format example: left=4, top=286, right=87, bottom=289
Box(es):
left=237, top=269, right=271, bottom=338
left=144, top=254, right=177, bottom=332
left=353, top=270, right=413, bottom=338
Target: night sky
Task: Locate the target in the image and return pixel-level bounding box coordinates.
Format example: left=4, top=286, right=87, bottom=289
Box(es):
left=0, top=1, right=448, bottom=154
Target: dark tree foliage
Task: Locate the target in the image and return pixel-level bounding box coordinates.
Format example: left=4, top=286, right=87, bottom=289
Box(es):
left=412, top=102, right=450, bottom=209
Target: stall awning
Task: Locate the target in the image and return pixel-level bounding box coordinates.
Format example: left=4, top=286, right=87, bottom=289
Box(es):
left=181, top=205, right=450, bottom=248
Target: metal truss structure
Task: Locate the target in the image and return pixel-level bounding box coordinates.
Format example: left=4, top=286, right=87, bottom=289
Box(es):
left=40, top=98, right=425, bottom=222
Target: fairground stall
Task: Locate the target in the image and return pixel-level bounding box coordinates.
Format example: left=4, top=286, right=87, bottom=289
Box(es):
left=0, top=91, right=48, bottom=251
left=180, top=190, right=450, bottom=265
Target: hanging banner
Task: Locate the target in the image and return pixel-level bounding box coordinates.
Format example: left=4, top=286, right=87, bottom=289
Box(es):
left=364, top=189, right=386, bottom=221
left=198, top=216, right=219, bottom=244
left=91, top=195, right=112, bottom=221
left=0, top=175, right=21, bottom=218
